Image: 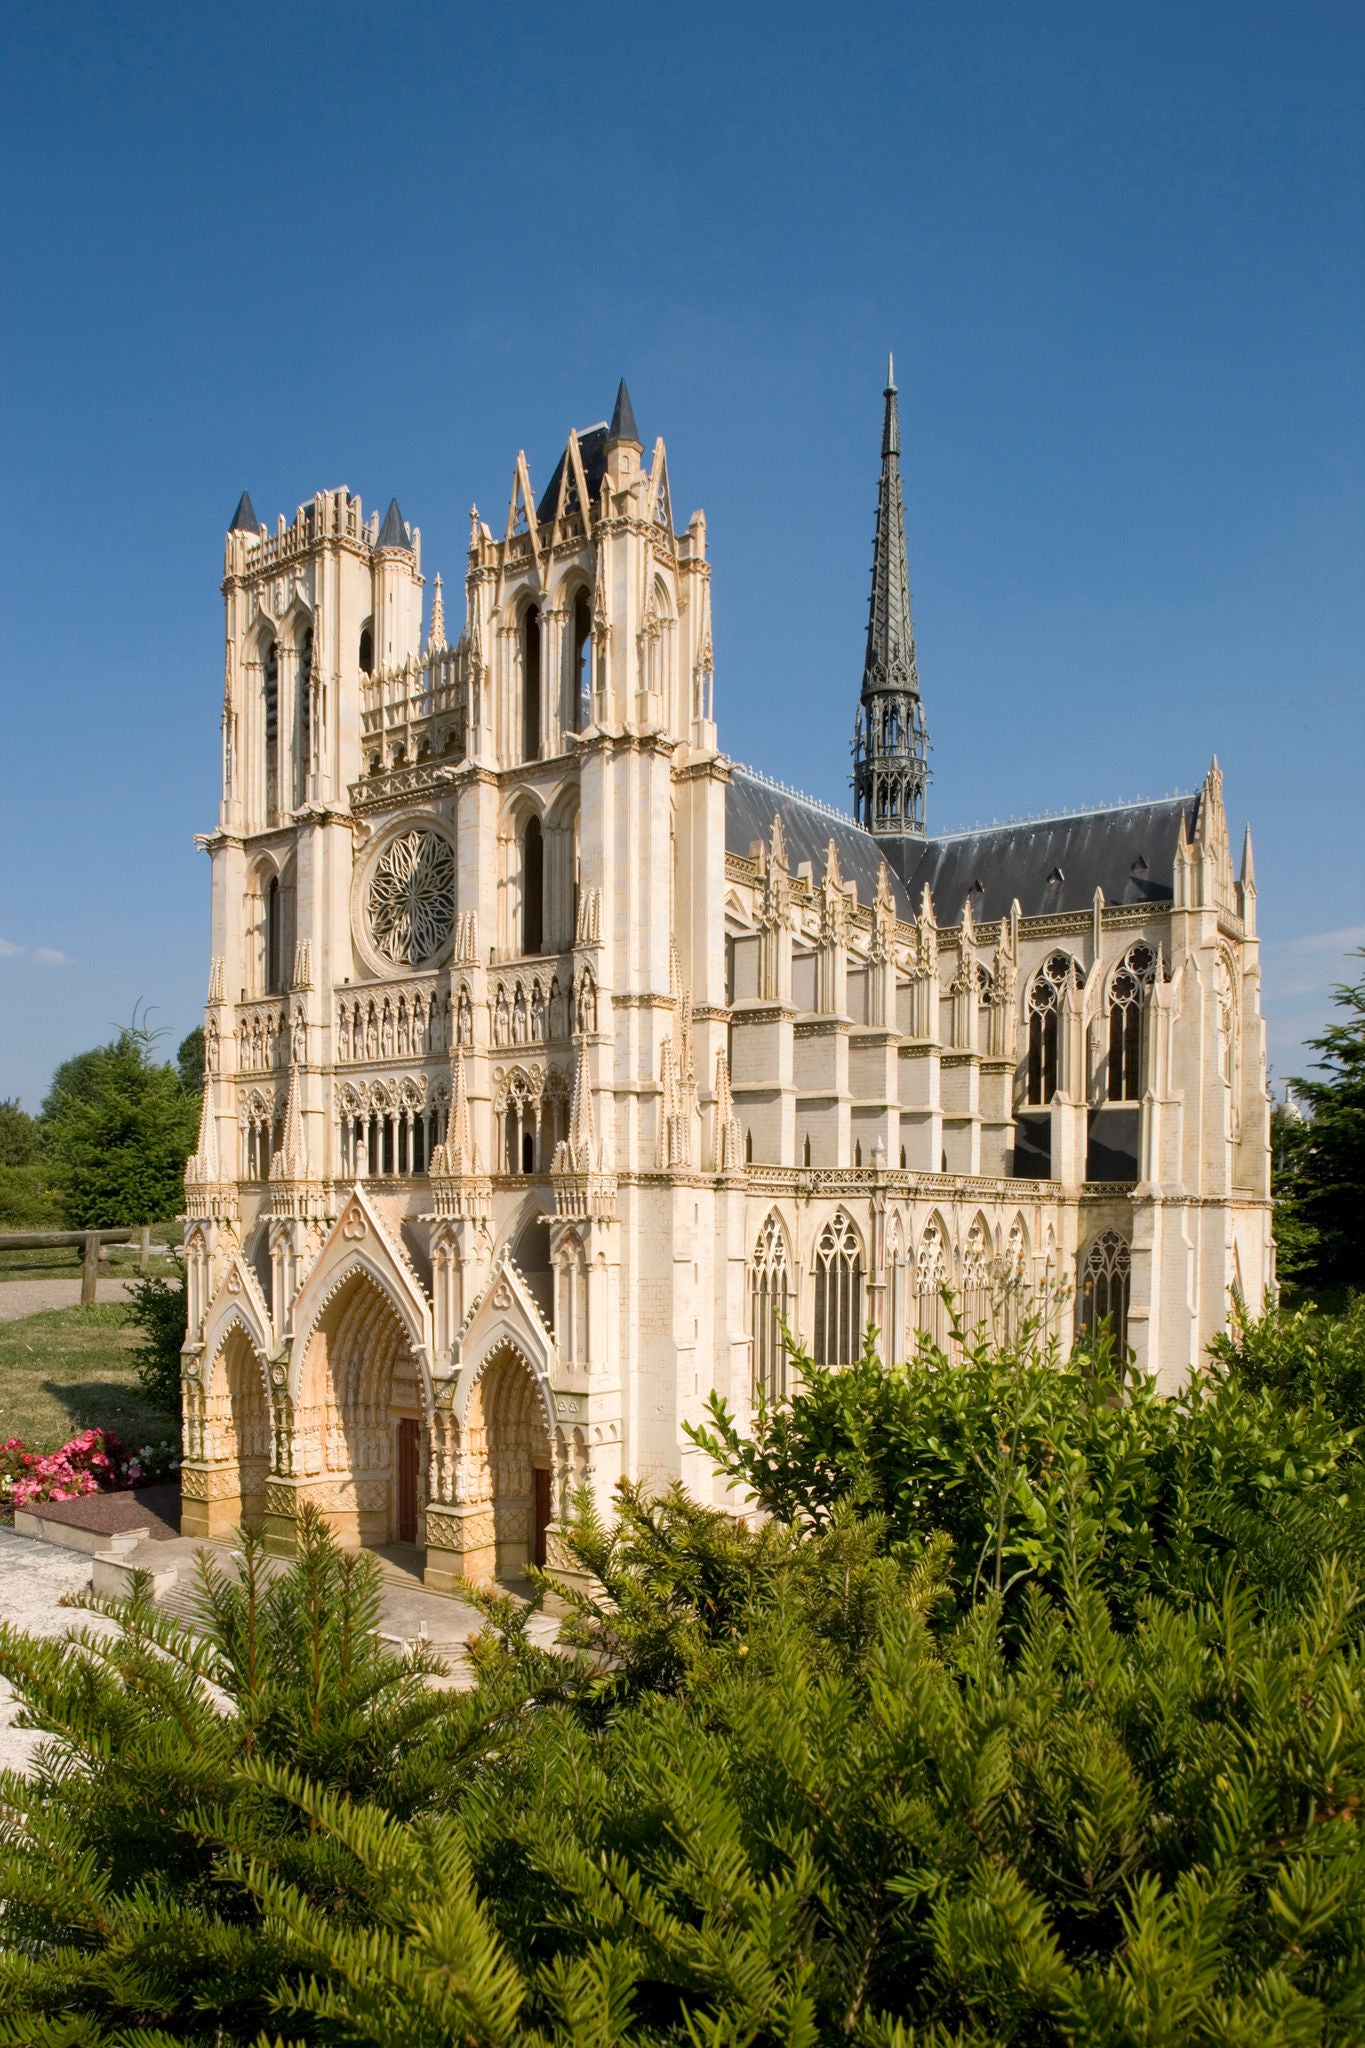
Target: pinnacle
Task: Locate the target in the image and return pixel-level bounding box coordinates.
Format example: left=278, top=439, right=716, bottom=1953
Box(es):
left=608, top=378, right=640, bottom=445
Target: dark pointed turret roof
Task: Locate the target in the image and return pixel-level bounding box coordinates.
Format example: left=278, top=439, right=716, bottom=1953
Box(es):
left=862, top=360, right=919, bottom=701
left=228, top=490, right=260, bottom=533
left=535, top=424, right=610, bottom=525
left=608, top=378, right=640, bottom=444
left=377, top=497, right=410, bottom=548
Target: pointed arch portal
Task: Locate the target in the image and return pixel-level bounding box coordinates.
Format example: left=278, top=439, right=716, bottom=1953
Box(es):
left=295, top=1269, right=426, bottom=1551
left=456, top=1343, right=554, bottom=1584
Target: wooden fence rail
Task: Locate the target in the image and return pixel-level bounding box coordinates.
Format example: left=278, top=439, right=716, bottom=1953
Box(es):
left=0, top=1228, right=152, bottom=1303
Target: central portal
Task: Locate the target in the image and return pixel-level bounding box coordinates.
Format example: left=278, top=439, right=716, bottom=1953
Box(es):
left=298, top=1269, right=426, bottom=1554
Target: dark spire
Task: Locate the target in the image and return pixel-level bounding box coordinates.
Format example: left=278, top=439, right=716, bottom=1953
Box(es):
left=228, top=490, right=260, bottom=533
left=377, top=497, right=410, bottom=548
left=863, top=357, right=917, bottom=696
left=852, top=358, right=930, bottom=841
left=607, top=378, right=640, bottom=445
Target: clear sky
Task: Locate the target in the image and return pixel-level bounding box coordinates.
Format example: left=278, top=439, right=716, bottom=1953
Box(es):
left=2, top=1, right=1360, bottom=1113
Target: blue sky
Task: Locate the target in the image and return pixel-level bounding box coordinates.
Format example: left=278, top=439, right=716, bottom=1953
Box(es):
left=2, top=0, right=1360, bottom=1112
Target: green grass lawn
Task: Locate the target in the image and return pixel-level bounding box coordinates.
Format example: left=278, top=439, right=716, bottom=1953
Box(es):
left=0, top=1302, right=177, bottom=1453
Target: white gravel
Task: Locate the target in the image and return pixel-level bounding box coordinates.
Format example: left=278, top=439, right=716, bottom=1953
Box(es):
left=0, top=1277, right=138, bottom=1321
left=0, top=1527, right=110, bottom=1773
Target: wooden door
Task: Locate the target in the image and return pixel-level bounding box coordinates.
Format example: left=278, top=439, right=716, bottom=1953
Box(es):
left=396, top=1419, right=420, bottom=1545
left=533, top=1466, right=552, bottom=1570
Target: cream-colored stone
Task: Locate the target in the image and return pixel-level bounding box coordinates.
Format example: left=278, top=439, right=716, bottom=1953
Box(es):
left=187, top=400, right=1272, bottom=1573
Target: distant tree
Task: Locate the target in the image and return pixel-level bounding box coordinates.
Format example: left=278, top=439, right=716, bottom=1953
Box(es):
left=176, top=1024, right=205, bottom=1096
left=39, top=1025, right=200, bottom=1228
left=1282, top=953, right=1365, bottom=1294
left=0, top=1097, right=37, bottom=1166
left=1270, top=1096, right=1318, bottom=1282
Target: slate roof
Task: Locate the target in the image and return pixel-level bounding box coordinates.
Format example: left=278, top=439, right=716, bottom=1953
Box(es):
left=608, top=377, right=640, bottom=443
left=726, top=768, right=915, bottom=918
left=900, top=799, right=1198, bottom=922
left=377, top=497, right=411, bottom=548
left=535, top=423, right=609, bottom=525
left=726, top=769, right=1198, bottom=927
left=228, top=490, right=260, bottom=533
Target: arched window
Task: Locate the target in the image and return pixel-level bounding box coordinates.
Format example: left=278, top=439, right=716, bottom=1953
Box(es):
left=521, top=817, right=544, bottom=954
left=961, top=1216, right=990, bottom=1337
left=572, top=591, right=592, bottom=732
left=264, top=876, right=284, bottom=995
left=558, top=1232, right=589, bottom=1365
left=813, top=1212, right=862, bottom=1366
left=1107, top=945, right=1157, bottom=1101
left=751, top=1214, right=791, bottom=1404
left=1026, top=953, right=1074, bottom=1105
left=296, top=627, right=313, bottom=805
left=915, top=1218, right=949, bottom=1353
left=885, top=1223, right=908, bottom=1364
left=1080, top=1231, right=1131, bottom=1353
left=262, top=638, right=279, bottom=820
left=522, top=605, right=541, bottom=761
left=358, top=622, right=374, bottom=675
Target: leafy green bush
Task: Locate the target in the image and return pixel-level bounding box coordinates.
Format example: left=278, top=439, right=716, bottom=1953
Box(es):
left=691, top=1307, right=1365, bottom=1629
left=124, top=1270, right=188, bottom=1417
left=0, top=1306, right=1362, bottom=2046
left=0, top=1161, right=64, bottom=1229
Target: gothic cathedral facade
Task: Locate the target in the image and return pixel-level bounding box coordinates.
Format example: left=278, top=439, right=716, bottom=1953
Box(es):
left=181, top=375, right=1273, bottom=1585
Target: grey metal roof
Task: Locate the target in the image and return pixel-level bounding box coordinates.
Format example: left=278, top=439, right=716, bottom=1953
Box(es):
left=726, top=770, right=1197, bottom=926
left=726, top=769, right=915, bottom=917
left=898, top=797, right=1198, bottom=922
left=228, top=490, right=260, bottom=533
left=377, top=497, right=410, bottom=548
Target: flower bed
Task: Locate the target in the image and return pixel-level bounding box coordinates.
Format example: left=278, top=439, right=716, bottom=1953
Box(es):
left=1, top=1429, right=180, bottom=1509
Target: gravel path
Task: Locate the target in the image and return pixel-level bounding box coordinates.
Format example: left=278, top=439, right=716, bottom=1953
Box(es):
left=0, top=1527, right=112, bottom=1774
left=0, top=1276, right=138, bottom=1321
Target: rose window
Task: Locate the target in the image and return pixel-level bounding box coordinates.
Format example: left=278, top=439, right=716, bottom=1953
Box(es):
left=367, top=831, right=456, bottom=965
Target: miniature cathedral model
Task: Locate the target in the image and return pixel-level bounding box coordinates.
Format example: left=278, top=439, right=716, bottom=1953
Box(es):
left=182, top=373, right=1273, bottom=1585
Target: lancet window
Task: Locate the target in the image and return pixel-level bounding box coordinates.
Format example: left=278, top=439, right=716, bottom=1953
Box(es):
left=522, top=604, right=541, bottom=761
left=1106, top=945, right=1158, bottom=1101
left=885, top=1220, right=908, bottom=1365
left=522, top=817, right=544, bottom=956
left=961, top=1216, right=990, bottom=1336
left=915, top=1217, right=949, bottom=1353
left=750, top=1213, right=791, bottom=1404
left=295, top=627, right=314, bottom=806
left=262, top=638, right=279, bottom=822
left=557, top=1231, right=589, bottom=1367
left=264, top=877, right=285, bottom=996
left=572, top=591, right=592, bottom=732
left=1080, top=1230, right=1132, bottom=1353
left=1025, top=953, right=1076, bottom=1105
left=241, top=1093, right=278, bottom=1181
left=813, top=1212, right=862, bottom=1367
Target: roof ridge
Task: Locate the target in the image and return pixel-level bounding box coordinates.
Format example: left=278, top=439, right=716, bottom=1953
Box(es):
left=933, top=793, right=1196, bottom=841
left=728, top=761, right=857, bottom=831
